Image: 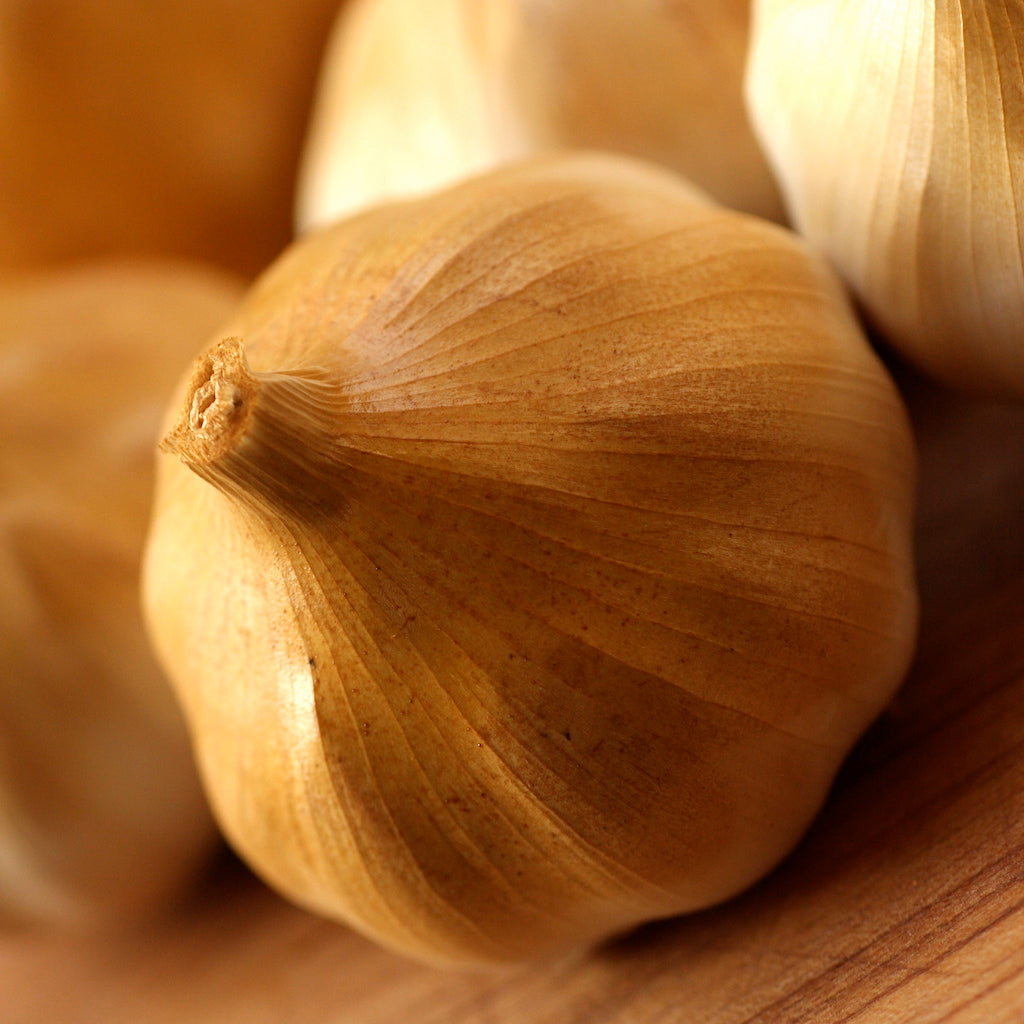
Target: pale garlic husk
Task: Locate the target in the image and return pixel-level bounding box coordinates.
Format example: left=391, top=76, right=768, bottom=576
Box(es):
left=0, top=260, right=242, bottom=930
left=145, top=152, right=917, bottom=967
left=746, top=0, right=1024, bottom=396
left=295, top=0, right=784, bottom=233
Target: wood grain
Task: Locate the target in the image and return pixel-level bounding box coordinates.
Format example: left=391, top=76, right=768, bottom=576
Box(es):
left=1, top=361, right=1023, bottom=1022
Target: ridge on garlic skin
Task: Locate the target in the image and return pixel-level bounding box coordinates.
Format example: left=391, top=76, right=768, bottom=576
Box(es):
left=145, top=152, right=918, bottom=967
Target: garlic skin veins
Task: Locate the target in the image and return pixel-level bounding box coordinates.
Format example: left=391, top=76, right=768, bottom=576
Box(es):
left=746, top=0, right=1024, bottom=396
left=0, top=261, right=242, bottom=930
left=145, top=153, right=917, bottom=967
left=296, top=0, right=784, bottom=232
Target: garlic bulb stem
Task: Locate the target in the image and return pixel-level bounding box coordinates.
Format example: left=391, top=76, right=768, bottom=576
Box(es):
left=163, top=339, right=259, bottom=467
left=162, top=338, right=344, bottom=522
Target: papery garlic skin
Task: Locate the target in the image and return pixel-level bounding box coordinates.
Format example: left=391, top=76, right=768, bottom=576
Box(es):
left=0, top=261, right=242, bottom=930
left=296, top=0, right=784, bottom=232
left=146, top=153, right=917, bottom=966
left=746, top=0, right=1024, bottom=395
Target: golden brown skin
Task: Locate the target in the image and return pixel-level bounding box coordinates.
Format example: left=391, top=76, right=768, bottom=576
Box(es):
left=145, top=153, right=917, bottom=967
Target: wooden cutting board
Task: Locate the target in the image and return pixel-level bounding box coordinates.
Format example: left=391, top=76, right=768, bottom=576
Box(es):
left=2, top=362, right=1023, bottom=1023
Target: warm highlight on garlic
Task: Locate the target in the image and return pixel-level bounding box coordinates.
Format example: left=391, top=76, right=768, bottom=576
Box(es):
left=145, top=153, right=917, bottom=967
left=296, top=0, right=784, bottom=232
left=0, top=261, right=242, bottom=930
left=746, top=0, right=1024, bottom=395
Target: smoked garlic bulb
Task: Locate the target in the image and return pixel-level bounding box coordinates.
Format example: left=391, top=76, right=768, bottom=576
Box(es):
left=746, top=0, right=1024, bottom=395
left=296, top=0, right=784, bottom=232
left=0, top=261, right=242, bottom=930
left=145, top=153, right=917, bottom=966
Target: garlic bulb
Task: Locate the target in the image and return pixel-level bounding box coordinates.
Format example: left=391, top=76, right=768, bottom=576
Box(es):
left=0, top=260, right=243, bottom=930
left=296, top=0, right=784, bottom=232
left=0, top=0, right=342, bottom=277
left=145, top=152, right=917, bottom=966
left=746, top=0, right=1024, bottom=395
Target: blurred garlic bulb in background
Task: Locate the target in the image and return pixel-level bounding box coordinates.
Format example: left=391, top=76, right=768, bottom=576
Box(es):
left=0, top=261, right=242, bottom=930
left=746, top=0, right=1024, bottom=396
left=0, top=0, right=343, bottom=278
left=146, top=152, right=917, bottom=966
left=296, top=0, right=784, bottom=231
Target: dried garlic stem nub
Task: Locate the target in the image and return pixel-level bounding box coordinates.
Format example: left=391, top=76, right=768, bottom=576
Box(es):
left=161, top=338, right=260, bottom=466
left=162, top=337, right=343, bottom=520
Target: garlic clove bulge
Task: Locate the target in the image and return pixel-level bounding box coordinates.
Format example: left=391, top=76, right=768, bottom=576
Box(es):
left=295, top=0, right=785, bottom=232
left=146, top=152, right=917, bottom=967
left=0, top=260, right=243, bottom=930
left=746, top=0, right=1024, bottom=396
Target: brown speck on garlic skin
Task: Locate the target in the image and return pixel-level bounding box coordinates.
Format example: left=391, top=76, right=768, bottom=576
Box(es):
left=144, top=152, right=917, bottom=968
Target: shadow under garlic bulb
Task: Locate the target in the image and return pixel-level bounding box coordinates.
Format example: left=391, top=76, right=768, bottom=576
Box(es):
left=144, top=152, right=918, bottom=967
left=0, top=260, right=244, bottom=930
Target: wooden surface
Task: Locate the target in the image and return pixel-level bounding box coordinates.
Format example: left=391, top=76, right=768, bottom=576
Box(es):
left=2, top=361, right=1023, bottom=1023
